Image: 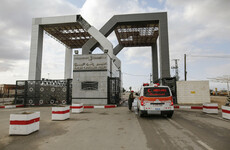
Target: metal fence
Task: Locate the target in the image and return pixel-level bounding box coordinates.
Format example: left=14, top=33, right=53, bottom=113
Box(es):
left=15, top=79, right=72, bottom=106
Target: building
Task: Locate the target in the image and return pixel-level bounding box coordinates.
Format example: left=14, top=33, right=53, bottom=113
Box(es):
left=0, top=84, right=16, bottom=98
left=72, top=53, right=121, bottom=104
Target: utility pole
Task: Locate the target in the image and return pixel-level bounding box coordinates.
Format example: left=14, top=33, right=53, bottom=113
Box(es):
left=150, top=73, right=152, bottom=83
left=171, top=59, right=179, bottom=81
left=184, top=54, right=187, bottom=81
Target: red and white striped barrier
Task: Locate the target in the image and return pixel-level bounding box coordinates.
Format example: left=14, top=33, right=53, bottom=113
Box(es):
left=203, top=103, right=218, bottom=114
left=84, top=105, right=117, bottom=109
left=222, top=106, right=230, bottom=120
left=9, top=111, right=40, bottom=135
left=52, top=106, right=70, bottom=120
left=0, top=105, right=24, bottom=109
left=70, top=105, right=117, bottom=109
left=72, top=103, right=84, bottom=113
left=174, top=105, right=203, bottom=109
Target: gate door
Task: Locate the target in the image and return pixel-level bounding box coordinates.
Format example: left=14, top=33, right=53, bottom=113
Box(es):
left=108, top=77, right=120, bottom=104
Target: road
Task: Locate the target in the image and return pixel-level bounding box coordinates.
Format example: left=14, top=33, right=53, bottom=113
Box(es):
left=0, top=107, right=230, bottom=150
left=0, top=107, right=148, bottom=150
left=138, top=109, right=230, bottom=150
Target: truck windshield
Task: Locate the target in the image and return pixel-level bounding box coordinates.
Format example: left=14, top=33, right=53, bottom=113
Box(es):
left=144, top=87, right=170, bottom=97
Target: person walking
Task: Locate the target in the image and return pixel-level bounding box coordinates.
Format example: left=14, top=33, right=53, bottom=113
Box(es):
left=128, top=90, right=135, bottom=111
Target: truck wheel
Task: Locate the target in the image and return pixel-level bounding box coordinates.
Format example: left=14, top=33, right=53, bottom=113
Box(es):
left=138, top=109, right=144, bottom=117
left=167, top=113, right=173, bottom=118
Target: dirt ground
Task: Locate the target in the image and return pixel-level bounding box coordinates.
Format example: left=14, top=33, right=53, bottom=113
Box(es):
left=210, top=96, right=227, bottom=108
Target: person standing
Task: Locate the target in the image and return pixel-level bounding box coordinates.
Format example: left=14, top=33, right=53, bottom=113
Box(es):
left=128, top=90, right=135, bottom=111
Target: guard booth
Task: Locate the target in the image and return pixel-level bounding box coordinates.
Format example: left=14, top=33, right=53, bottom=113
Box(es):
left=72, top=53, right=121, bottom=105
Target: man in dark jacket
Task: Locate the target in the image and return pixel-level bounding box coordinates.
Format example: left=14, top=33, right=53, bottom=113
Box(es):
left=128, top=90, right=135, bottom=111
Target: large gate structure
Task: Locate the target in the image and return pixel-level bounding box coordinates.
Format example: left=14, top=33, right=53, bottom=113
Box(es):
left=29, top=12, right=170, bottom=83
left=27, top=12, right=171, bottom=105
left=15, top=79, right=72, bottom=106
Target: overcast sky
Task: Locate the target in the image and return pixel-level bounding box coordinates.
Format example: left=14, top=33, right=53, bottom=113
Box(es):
left=0, top=0, right=230, bottom=91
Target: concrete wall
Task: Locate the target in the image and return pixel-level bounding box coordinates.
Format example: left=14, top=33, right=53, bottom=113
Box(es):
left=72, top=71, right=108, bottom=104
left=177, top=81, right=210, bottom=104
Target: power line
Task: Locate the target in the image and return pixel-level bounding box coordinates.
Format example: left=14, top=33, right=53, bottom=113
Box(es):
left=122, top=72, right=149, bottom=77
left=184, top=53, right=230, bottom=81
left=208, top=75, right=230, bottom=96
left=189, top=55, right=230, bottom=58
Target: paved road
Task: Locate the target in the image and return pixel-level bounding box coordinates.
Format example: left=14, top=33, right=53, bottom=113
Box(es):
left=0, top=107, right=230, bottom=150
left=138, top=109, right=230, bottom=150
left=0, top=107, right=149, bottom=150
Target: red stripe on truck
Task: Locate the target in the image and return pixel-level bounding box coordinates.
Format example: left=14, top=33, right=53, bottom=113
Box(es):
left=139, top=96, right=173, bottom=101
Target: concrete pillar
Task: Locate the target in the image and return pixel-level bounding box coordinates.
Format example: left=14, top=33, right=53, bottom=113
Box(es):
left=87, top=26, right=113, bottom=57
left=113, top=44, right=124, bottom=55
left=28, top=24, right=44, bottom=80
left=159, top=15, right=170, bottom=78
left=64, top=47, right=73, bottom=79
left=151, top=43, right=158, bottom=82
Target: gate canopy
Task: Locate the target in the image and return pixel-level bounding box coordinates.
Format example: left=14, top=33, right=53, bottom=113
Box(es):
left=43, top=23, right=92, bottom=48
left=42, top=15, right=159, bottom=49
left=115, top=21, right=159, bottom=47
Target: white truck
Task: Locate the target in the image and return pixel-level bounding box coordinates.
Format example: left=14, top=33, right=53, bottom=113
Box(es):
left=137, top=83, right=174, bottom=118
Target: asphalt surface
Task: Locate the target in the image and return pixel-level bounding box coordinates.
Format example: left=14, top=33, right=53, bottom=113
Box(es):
left=0, top=107, right=230, bottom=150
left=138, top=109, right=230, bottom=150
left=0, top=107, right=148, bottom=150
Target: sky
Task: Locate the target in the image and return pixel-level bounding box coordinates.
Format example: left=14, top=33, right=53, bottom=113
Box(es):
left=0, top=0, right=230, bottom=91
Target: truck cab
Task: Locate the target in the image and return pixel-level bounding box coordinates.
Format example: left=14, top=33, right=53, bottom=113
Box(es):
left=137, top=83, right=174, bottom=118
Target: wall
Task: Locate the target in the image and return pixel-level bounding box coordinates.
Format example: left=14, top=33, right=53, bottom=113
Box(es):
left=72, top=71, right=108, bottom=104
left=177, top=81, right=210, bottom=104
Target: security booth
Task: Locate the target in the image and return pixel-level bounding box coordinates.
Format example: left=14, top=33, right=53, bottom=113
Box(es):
left=72, top=53, right=121, bottom=105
